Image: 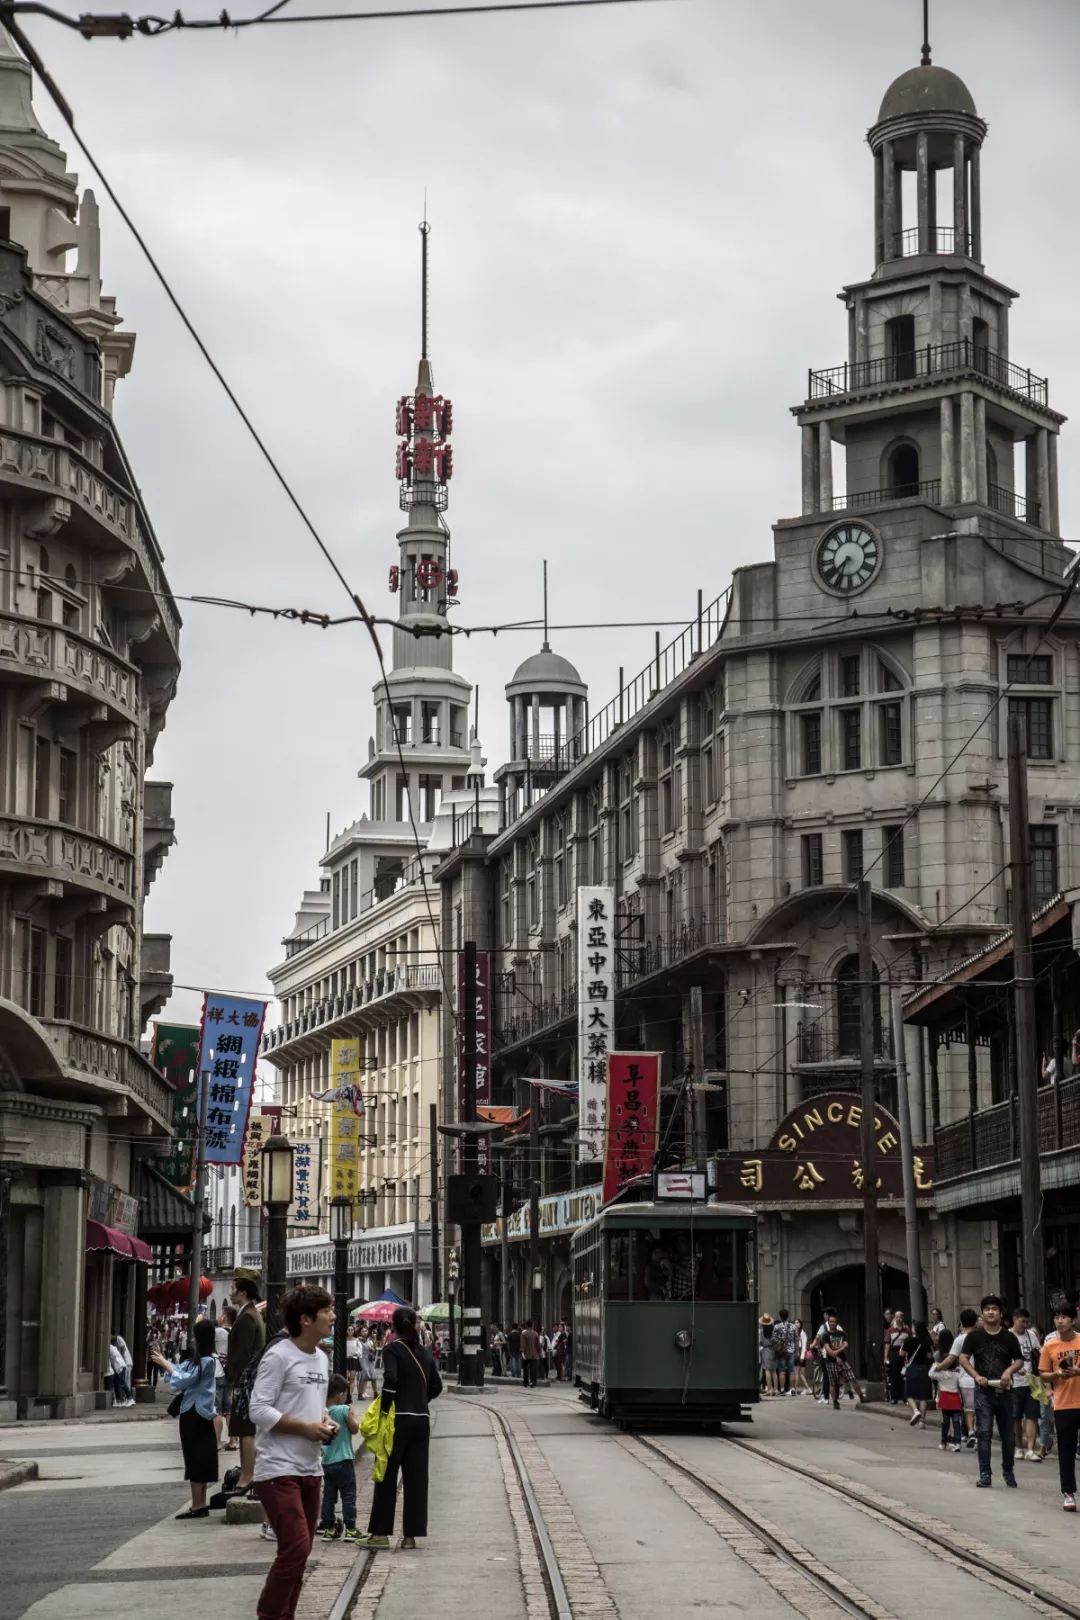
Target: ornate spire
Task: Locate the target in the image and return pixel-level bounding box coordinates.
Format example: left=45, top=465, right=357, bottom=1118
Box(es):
left=921, top=0, right=931, bottom=66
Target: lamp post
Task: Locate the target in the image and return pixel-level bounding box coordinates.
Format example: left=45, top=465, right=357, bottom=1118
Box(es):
left=330, top=1195, right=351, bottom=1378
left=261, top=1134, right=295, bottom=1337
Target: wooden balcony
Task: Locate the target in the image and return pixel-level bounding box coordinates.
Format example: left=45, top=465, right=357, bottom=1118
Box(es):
left=935, top=1076, right=1080, bottom=1181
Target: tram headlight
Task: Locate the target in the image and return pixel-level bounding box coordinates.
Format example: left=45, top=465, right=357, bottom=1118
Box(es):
left=673, top=1327, right=694, bottom=1350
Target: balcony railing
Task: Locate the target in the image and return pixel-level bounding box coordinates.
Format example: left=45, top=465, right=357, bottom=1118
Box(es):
left=262, top=962, right=443, bottom=1054
left=0, top=814, right=134, bottom=907
left=832, top=478, right=941, bottom=513
left=614, top=915, right=726, bottom=990
left=45, top=1018, right=173, bottom=1129
left=205, top=1245, right=235, bottom=1274
left=808, top=340, right=1049, bottom=408
left=282, top=853, right=437, bottom=959
left=794, top=1015, right=893, bottom=1066
left=935, top=1076, right=1080, bottom=1181
left=988, top=482, right=1041, bottom=526
left=886, top=225, right=971, bottom=262
left=496, top=984, right=578, bottom=1048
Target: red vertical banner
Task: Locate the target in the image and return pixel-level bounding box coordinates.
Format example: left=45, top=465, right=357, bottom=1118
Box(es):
left=603, top=1051, right=661, bottom=1204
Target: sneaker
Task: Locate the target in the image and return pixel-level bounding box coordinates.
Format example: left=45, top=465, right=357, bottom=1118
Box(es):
left=343, top=1527, right=364, bottom=1544
left=948, top=1443, right=962, bottom=1453
left=260, top=1524, right=277, bottom=1542
left=399, top=1536, right=417, bottom=1550
left=353, top=1534, right=390, bottom=1550
left=976, top=1475, right=992, bottom=1488
left=817, top=1396, right=829, bottom=1405
left=1064, top=1494, right=1077, bottom=1512
left=319, top=1525, right=342, bottom=1541
left=965, top=1435, right=977, bottom=1450
left=1004, top=1472, right=1018, bottom=1488
left=939, top=1442, right=947, bottom=1451
left=909, top=1412, right=921, bottom=1427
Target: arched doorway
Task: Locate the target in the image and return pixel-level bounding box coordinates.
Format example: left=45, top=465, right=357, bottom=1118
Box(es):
left=807, top=1263, right=910, bottom=1377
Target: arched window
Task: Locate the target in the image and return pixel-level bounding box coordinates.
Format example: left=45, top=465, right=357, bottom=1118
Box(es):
left=835, top=955, right=882, bottom=1057
left=888, top=443, right=920, bottom=498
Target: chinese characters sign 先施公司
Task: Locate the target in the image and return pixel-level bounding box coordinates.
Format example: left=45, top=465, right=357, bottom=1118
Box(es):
left=603, top=1052, right=660, bottom=1204
left=241, top=1114, right=273, bottom=1209
left=577, top=886, right=614, bottom=1164
left=197, top=995, right=268, bottom=1166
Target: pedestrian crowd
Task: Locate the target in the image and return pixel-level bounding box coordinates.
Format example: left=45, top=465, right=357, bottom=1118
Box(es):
left=760, top=1293, right=1080, bottom=1511
left=489, top=1320, right=572, bottom=1385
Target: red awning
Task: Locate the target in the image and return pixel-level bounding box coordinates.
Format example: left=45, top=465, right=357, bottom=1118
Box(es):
left=86, top=1220, right=152, bottom=1264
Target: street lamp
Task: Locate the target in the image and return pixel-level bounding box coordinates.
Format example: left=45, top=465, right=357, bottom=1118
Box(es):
left=261, top=1134, right=295, bottom=1336
left=329, top=1195, right=352, bottom=1378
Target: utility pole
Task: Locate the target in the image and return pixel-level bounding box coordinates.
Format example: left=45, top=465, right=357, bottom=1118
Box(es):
left=529, top=1096, right=542, bottom=1330
left=858, top=881, right=882, bottom=1385
left=685, top=984, right=707, bottom=1164
left=891, top=988, right=925, bottom=1327
left=186, top=1069, right=209, bottom=1351
left=500, top=1162, right=512, bottom=1332
left=1008, top=713, right=1046, bottom=1318
left=459, top=941, right=483, bottom=1387
left=429, top=1102, right=441, bottom=1306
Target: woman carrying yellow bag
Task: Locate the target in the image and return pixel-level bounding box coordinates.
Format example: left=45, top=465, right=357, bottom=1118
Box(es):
left=359, top=1393, right=395, bottom=1482
left=355, top=1306, right=442, bottom=1550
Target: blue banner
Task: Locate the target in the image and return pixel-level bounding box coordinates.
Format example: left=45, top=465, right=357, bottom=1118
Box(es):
left=197, top=993, right=268, bottom=1166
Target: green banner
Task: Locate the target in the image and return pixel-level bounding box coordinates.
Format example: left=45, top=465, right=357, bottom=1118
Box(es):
left=152, top=1022, right=201, bottom=1194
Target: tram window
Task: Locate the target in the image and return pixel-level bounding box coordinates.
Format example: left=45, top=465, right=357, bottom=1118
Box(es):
left=710, top=1231, right=752, bottom=1302
left=607, top=1232, right=632, bottom=1299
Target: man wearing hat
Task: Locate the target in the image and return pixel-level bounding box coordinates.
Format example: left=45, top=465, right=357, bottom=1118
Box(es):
left=759, top=1313, right=779, bottom=1396
left=225, top=1268, right=266, bottom=1495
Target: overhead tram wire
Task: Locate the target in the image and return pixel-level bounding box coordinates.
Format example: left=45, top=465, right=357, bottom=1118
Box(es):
left=0, top=14, right=463, bottom=1000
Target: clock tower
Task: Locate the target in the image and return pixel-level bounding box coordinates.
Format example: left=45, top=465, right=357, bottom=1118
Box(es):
left=789, top=53, right=1065, bottom=599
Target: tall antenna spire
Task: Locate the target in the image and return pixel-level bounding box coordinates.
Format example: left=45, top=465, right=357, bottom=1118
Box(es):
left=542, top=559, right=549, bottom=651
left=419, top=215, right=430, bottom=361
left=921, top=0, right=931, bottom=65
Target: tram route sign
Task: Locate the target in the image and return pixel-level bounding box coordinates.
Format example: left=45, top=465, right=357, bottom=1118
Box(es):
left=712, top=1092, right=934, bottom=1203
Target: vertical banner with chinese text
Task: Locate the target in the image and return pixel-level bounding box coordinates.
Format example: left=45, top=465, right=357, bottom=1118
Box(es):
left=577, top=886, right=614, bottom=1163
left=328, top=1039, right=362, bottom=1199
left=197, top=995, right=268, bottom=1166
left=241, top=1114, right=273, bottom=1208
left=289, top=1139, right=320, bottom=1229
left=603, top=1052, right=660, bottom=1203
left=151, top=1022, right=201, bottom=1193
left=456, top=949, right=491, bottom=1115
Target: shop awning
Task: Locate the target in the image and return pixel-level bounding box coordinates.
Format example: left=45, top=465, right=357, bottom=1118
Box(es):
left=86, top=1219, right=152, bottom=1264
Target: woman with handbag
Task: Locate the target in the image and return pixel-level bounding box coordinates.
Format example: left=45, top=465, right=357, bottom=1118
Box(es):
left=903, top=1321, right=934, bottom=1428
left=357, top=1306, right=442, bottom=1550
left=151, top=1319, right=220, bottom=1519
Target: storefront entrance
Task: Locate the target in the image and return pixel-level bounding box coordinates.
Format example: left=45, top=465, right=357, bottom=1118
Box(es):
left=808, top=1263, right=910, bottom=1376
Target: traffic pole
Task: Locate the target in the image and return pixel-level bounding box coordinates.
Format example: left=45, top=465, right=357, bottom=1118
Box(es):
left=858, top=881, right=882, bottom=1385
left=1008, top=713, right=1046, bottom=1318
left=459, top=941, right=483, bottom=1387
left=892, top=987, right=925, bottom=1326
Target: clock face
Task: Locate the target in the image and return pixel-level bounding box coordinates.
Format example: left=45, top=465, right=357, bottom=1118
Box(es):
left=816, top=523, right=881, bottom=594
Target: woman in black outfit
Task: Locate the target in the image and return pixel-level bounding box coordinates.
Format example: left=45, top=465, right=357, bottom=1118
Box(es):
left=359, top=1306, right=442, bottom=1550
left=903, top=1321, right=935, bottom=1428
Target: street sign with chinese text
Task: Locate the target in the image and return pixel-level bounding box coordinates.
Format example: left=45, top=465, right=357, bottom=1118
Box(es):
left=289, top=1138, right=319, bottom=1229
left=577, top=886, right=614, bottom=1163
left=151, top=1022, right=201, bottom=1193
left=241, top=1113, right=273, bottom=1209
left=712, top=1092, right=934, bottom=1203
left=196, top=995, right=268, bottom=1166
left=603, top=1051, right=660, bottom=1203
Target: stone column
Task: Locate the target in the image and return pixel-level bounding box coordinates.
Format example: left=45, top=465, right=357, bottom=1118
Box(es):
left=531, top=694, right=540, bottom=759
left=1037, top=428, right=1051, bottom=531
left=801, top=424, right=818, bottom=514
left=916, top=131, right=930, bottom=253
left=0, top=1165, right=15, bottom=1416
left=817, top=420, right=833, bottom=510
left=874, top=146, right=884, bottom=265
left=959, top=392, right=977, bottom=502
left=882, top=139, right=897, bottom=258
left=131, top=1258, right=150, bottom=1400
left=1049, top=433, right=1060, bottom=535
left=939, top=396, right=956, bottom=504
left=953, top=134, right=967, bottom=251
left=928, top=280, right=942, bottom=348
left=38, top=1170, right=87, bottom=1413
left=969, top=145, right=981, bottom=259
left=973, top=395, right=988, bottom=503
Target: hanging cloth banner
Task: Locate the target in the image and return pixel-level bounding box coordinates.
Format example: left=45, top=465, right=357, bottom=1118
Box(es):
left=241, top=1113, right=274, bottom=1209
left=577, top=886, right=614, bottom=1164
left=603, top=1051, right=661, bottom=1204
left=290, top=1138, right=320, bottom=1229
left=151, top=1022, right=201, bottom=1194
left=197, top=994, right=268, bottom=1166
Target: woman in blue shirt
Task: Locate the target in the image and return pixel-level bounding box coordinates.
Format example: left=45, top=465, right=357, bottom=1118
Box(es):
left=151, top=1317, right=220, bottom=1518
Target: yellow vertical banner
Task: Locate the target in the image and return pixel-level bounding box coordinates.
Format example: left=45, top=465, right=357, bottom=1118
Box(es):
left=329, top=1039, right=362, bottom=1199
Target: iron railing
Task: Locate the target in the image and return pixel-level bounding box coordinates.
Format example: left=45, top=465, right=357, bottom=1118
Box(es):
left=887, top=225, right=971, bottom=261
left=205, top=1245, right=235, bottom=1274
left=808, top=339, right=1049, bottom=407
left=282, top=852, right=438, bottom=959
left=614, top=915, right=726, bottom=989
left=935, top=1076, right=1080, bottom=1180
left=496, top=984, right=578, bottom=1048
left=450, top=803, right=484, bottom=844
left=988, top=482, right=1040, bottom=526
left=794, top=1015, right=893, bottom=1066
left=832, top=478, right=941, bottom=512
left=263, top=962, right=442, bottom=1052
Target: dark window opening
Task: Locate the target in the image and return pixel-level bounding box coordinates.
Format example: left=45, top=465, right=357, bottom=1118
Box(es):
left=1031, top=825, right=1058, bottom=903
left=802, top=833, right=823, bottom=887
left=886, top=314, right=916, bottom=381
left=972, top=316, right=990, bottom=374
left=801, top=712, right=822, bottom=775
left=842, top=828, right=864, bottom=882
left=840, top=655, right=861, bottom=697
left=1007, top=654, right=1052, bottom=685
left=840, top=707, right=862, bottom=770
left=1008, top=696, right=1053, bottom=760
left=879, top=701, right=903, bottom=766
left=883, top=825, right=905, bottom=887
left=836, top=954, right=882, bottom=1058
left=888, top=442, right=920, bottom=498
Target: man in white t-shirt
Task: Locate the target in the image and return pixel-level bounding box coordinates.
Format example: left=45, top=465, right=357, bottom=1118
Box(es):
left=250, top=1286, right=336, bottom=1620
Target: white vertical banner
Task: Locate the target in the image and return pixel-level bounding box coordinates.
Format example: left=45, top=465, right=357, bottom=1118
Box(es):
left=289, top=1138, right=321, bottom=1230
left=577, top=885, right=614, bottom=1163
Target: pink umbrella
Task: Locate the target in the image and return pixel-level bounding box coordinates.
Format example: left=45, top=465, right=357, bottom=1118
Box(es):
left=354, top=1300, right=399, bottom=1324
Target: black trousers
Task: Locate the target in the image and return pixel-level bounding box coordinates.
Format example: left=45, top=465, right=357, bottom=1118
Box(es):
left=1055, top=1408, right=1080, bottom=1496
left=523, top=1358, right=538, bottom=1387
left=368, top=1419, right=430, bottom=1538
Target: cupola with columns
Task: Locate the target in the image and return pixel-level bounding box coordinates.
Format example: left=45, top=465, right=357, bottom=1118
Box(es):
left=793, top=35, right=1064, bottom=557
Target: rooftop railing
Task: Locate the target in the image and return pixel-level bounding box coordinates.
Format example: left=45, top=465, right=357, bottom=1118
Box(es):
left=808, top=339, right=1049, bottom=408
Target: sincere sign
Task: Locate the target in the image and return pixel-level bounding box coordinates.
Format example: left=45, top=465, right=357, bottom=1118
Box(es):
left=197, top=994, right=268, bottom=1166
left=577, top=886, right=614, bottom=1163
left=603, top=1051, right=660, bottom=1203
left=712, top=1092, right=935, bottom=1203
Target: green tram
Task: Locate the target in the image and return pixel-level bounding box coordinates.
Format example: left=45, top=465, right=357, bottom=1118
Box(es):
left=571, top=1201, right=759, bottom=1426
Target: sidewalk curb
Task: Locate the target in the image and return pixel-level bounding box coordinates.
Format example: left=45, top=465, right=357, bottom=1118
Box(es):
left=326, top=1549, right=371, bottom=1620
left=0, top=1461, right=38, bottom=1491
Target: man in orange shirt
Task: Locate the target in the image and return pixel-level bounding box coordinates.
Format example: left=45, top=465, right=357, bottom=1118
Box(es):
left=1039, top=1302, right=1080, bottom=1512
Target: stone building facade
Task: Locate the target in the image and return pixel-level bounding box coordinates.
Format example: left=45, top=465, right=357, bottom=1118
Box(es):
left=436, top=53, right=1080, bottom=1353
left=0, top=37, right=181, bottom=1417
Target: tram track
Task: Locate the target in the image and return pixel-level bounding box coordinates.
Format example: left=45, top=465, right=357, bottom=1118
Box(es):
left=713, top=1433, right=1080, bottom=1620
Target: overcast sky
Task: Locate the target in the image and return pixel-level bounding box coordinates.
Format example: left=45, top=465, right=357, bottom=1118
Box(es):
left=18, top=0, right=1080, bottom=1040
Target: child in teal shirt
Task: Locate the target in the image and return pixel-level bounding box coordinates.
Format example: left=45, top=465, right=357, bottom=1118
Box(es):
left=318, top=1374, right=361, bottom=1540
